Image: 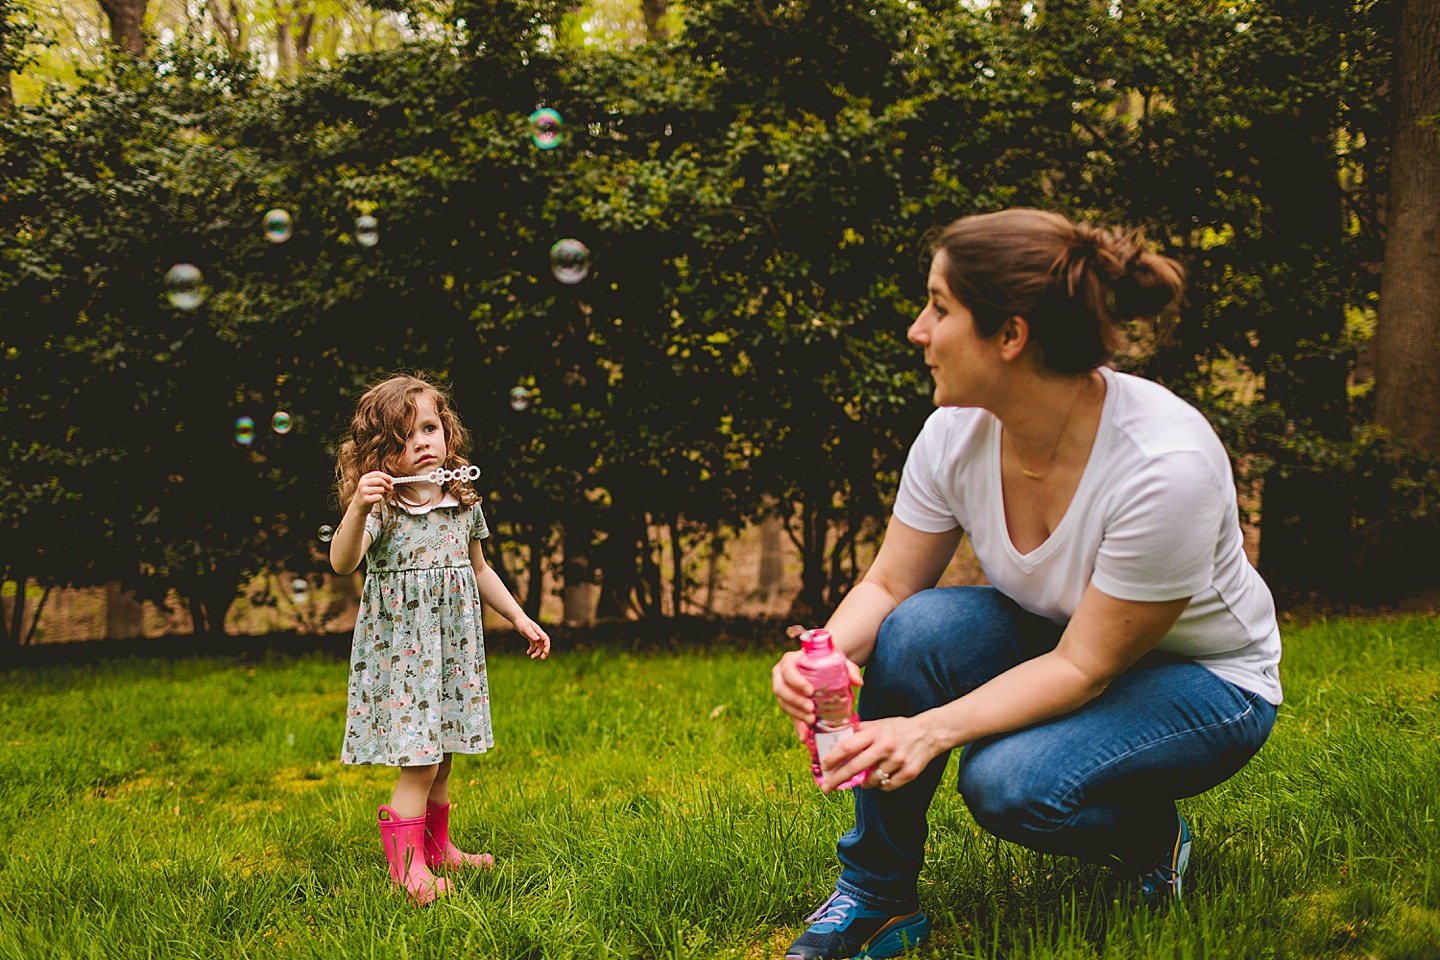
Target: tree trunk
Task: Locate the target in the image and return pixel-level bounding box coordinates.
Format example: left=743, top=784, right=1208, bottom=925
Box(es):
left=205, top=0, right=244, bottom=56
left=525, top=528, right=547, bottom=617
left=293, top=11, right=314, bottom=73
left=2, top=574, right=26, bottom=647
left=562, top=524, right=596, bottom=625
left=640, top=0, right=668, bottom=41
left=0, top=2, right=12, bottom=112
left=785, top=497, right=830, bottom=623
left=594, top=510, right=648, bottom=619
left=703, top=528, right=724, bottom=614
left=756, top=514, right=784, bottom=601
left=1375, top=0, right=1440, bottom=454
left=97, top=0, right=147, bottom=56
left=104, top=581, right=145, bottom=639
left=275, top=15, right=292, bottom=76
left=23, top=586, right=51, bottom=644
left=668, top=515, right=685, bottom=617
left=197, top=586, right=234, bottom=636
left=640, top=515, right=663, bottom=617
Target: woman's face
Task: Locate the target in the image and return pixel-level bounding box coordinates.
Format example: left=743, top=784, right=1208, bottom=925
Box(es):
left=907, top=251, right=1005, bottom=408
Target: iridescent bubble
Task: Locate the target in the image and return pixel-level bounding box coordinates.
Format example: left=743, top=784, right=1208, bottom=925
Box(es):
left=509, top=386, right=531, bottom=412
left=233, top=416, right=256, bottom=446
left=263, top=208, right=293, bottom=243
left=317, top=524, right=335, bottom=543
left=290, top=578, right=309, bottom=603
left=529, top=108, right=564, bottom=149
left=165, top=263, right=205, bottom=310
left=550, top=238, right=591, bottom=284
left=355, top=215, right=379, bottom=248
left=271, top=411, right=293, bottom=435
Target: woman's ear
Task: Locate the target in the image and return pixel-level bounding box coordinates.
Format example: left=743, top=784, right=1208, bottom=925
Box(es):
left=998, top=315, right=1030, bottom=361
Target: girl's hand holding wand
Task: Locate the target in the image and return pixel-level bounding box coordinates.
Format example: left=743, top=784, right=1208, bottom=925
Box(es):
left=331, top=470, right=393, bottom=576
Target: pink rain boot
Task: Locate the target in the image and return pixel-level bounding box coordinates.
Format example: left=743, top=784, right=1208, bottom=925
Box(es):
left=378, top=805, right=452, bottom=904
left=424, top=800, right=495, bottom=871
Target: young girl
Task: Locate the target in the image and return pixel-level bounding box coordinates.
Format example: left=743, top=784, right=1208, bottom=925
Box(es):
left=330, top=373, right=550, bottom=905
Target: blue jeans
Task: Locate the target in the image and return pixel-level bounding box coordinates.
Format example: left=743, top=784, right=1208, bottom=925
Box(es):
left=834, top=587, right=1277, bottom=913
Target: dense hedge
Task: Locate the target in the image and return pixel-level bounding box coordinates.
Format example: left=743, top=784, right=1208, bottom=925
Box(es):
left=3, top=0, right=1436, bottom=643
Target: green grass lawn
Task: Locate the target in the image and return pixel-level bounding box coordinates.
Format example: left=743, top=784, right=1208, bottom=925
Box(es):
left=0, top=616, right=1436, bottom=959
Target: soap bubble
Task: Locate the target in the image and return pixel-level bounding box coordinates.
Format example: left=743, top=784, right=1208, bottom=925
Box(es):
left=550, top=238, right=591, bottom=284
left=165, top=263, right=205, bottom=310
left=529, top=108, right=564, bottom=149
left=290, top=578, right=309, bottom=603
left=317, top=524, right=335, bottom=543
left=263, top=208, right=293, bottom=243
left=509, top=386, right=531, bottom=412
left=233, top=416, right=256, bottom=446
left=271, top=411, right=293, bottom=435
left=355, top=215, right=379, bottom=248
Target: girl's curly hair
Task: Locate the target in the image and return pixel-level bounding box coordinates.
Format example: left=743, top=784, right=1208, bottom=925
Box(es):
left=334, top=374, right=480, bottom=521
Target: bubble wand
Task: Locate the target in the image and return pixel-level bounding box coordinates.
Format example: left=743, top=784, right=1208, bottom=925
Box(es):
left=390, top=465, right=481, bottom=485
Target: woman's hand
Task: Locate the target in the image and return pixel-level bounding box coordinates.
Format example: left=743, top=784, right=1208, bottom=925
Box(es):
left=771, top=646, right=864, bottom=742
left=513, top=613, right=551, bottom=660
left=817, top=716, right=945, bottom=794
left=351, top=470, right=393, bottom=514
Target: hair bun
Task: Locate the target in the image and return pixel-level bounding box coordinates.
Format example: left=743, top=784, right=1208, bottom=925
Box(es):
left=1078, top=224, right=1185, bottom=321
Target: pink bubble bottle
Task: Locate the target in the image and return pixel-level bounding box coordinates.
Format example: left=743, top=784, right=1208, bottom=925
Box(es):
left=796, top=628, right=867, bottom=790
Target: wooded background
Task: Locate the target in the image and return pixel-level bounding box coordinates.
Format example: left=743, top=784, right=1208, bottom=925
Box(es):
left=2, top=0, right=1438, bottom=652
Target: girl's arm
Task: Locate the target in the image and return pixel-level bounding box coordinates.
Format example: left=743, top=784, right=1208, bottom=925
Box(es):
left=330, top=471, right=392, bottom=576
left=772, top=516, right=964, bottom=731
left=814, top=584, right=1190, bottom=791
left=469, top=538, right=551, bottom=660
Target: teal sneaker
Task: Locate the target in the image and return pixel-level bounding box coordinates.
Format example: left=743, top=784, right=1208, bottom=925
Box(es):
left=1135, top=814, right=1191, bottom=904
left=784, top=891, right=930, bottom=960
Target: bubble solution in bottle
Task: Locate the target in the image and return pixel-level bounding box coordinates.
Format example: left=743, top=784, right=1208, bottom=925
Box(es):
left=796, top=628, right=867, bottom=790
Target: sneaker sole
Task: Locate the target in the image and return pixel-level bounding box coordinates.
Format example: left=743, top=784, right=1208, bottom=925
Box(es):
left=855, top=911, right=930, bottom=959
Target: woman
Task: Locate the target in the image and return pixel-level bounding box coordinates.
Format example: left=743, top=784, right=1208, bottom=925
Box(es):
left=772, top=209, right=1281, bottom=960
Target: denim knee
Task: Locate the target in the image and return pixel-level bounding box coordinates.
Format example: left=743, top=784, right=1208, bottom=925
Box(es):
left=957, top=744, right=1063, bottom=840
left=863, top=588, right=1025, bottom=720
left=874, top=588, right=1009, bottom=667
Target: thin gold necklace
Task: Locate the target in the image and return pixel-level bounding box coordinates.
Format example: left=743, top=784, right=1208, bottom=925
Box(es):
left=1012, top=377, right=1091, bottom=481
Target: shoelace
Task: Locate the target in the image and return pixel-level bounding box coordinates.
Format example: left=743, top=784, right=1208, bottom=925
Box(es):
left=806, top=893, right=861, bottom=926
left=1137, top=863, right=1180, bottom=894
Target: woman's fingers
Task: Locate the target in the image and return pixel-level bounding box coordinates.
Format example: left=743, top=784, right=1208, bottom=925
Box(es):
left=771, top=654, right=815, bottom=724
left=819, top=720, right=921, bottom=792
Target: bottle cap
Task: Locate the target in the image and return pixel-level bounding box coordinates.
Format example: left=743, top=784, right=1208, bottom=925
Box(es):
left=799, top=628, right=833, bottom=653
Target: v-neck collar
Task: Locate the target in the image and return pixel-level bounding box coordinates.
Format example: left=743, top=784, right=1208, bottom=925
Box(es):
left=991, top=367, right=1117, bottom=568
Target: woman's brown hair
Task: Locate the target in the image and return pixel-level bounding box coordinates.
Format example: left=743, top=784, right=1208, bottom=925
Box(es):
left=334, top=374, right=480, bottom=517
left=929, top=208, right=1185, bottom=374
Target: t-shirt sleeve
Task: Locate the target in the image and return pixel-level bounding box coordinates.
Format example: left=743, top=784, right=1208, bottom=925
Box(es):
left=892, top=412, right=964, bottom=534
left=363, top=508, right=381, bottom=546
left=469, top=502, right=491, bottom=541
left=1091, top=451, right=1226, bottom=602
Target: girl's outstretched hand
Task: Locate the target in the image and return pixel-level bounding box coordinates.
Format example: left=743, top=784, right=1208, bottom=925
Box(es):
left=514, top=614, right=551, bottom=660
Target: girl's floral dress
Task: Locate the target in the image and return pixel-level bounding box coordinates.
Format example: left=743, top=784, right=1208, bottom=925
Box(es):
left=342, top=496, right=494, bottom=766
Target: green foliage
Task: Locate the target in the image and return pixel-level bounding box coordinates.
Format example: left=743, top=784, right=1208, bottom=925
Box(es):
left=2, top=0, right=1438, bottom=636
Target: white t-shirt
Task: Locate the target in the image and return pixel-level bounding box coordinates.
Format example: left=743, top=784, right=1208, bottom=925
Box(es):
left=893, top=366, right=1282, bottom=704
